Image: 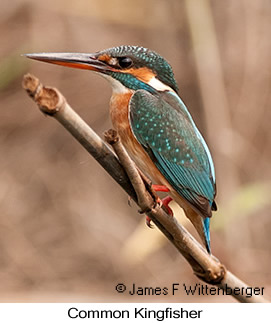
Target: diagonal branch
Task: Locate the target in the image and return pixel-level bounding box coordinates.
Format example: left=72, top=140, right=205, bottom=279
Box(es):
left=22, top=73, right=268, bottom=303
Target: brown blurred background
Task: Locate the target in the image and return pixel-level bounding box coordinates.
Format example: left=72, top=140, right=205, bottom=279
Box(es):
left=0, top=0, right=270, bottom=302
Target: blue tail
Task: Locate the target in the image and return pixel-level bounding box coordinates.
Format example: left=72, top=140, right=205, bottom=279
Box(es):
left=203, top=218, right=211, bottom=254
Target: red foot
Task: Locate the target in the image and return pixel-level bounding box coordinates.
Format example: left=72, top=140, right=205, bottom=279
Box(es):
left=152, top=184, right=170, bottom=192
left=146, top=216, right=153, bottom=228
left=161, top=196, right=173, bottom=216
left=146, top=196, right=173, bottom=227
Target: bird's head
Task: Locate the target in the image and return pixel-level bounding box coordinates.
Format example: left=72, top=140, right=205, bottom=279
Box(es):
left=26, top=45, right=178, bottom=94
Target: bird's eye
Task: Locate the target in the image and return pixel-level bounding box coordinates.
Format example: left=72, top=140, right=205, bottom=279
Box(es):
left=118, top=57, right=133, bottom=69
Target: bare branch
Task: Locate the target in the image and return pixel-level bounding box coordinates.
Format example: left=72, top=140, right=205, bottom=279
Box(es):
left=22, top=74, right=268, bottom=303
left=22, top=74, right=136, bottom=199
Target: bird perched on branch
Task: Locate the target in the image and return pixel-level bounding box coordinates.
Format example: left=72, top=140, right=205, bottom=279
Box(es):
left=26, top=45, right=217, bottom=253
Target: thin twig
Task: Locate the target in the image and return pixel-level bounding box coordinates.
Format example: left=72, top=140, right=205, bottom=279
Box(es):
left=22, top=73, right=268, bottom=303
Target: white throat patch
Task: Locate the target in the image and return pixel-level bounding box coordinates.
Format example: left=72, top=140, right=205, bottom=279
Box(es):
left=147, top=76, right=174, bottom=92
left=99, top=73, right=130, bottom=94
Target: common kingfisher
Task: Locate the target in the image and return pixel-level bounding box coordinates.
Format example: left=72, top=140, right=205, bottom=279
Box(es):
left=26, top=46, right=217, bottom=253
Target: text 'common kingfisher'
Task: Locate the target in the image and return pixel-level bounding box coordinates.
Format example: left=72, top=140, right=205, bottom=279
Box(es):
left=26, top=46, right=217, bottom=253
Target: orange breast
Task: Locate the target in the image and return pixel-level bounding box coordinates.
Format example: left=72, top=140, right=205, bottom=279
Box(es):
left=109, top=92, right=133, bottom=136
left=110, top=92, right=147, bottom=164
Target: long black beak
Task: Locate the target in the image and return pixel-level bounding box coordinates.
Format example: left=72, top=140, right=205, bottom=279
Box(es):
left=25, top=52, right=109, bottom=72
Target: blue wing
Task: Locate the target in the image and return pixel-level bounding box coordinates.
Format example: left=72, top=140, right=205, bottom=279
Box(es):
left=129, top=89, right=216, bottom=218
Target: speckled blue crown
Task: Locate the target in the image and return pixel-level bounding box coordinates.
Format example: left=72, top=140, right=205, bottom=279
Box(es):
left=100, top=45, right=179, bottom=93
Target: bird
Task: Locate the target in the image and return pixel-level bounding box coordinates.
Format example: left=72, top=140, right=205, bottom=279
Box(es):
left=25, top=45, right=217, bottom=253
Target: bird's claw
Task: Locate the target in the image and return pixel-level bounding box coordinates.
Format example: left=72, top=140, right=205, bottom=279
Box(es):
left=160, top=196, right=173, bottom=216
left=146, top=215, right=154, bottom=228
left=145, top=195, right=173, bottom=228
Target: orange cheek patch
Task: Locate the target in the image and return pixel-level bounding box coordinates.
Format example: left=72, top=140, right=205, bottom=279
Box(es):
left=123, top=67, right=156, bottom=83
